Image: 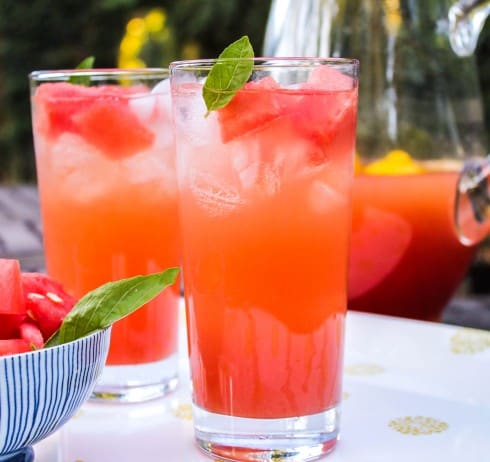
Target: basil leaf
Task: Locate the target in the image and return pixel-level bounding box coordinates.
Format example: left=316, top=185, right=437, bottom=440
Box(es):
left=76, top=56, right=95, bottom=69
left=45, top=267, right=179, bottom=347
left=203, top=36, right=254, bottom=115
left=68, top=56, right=95, bottom=86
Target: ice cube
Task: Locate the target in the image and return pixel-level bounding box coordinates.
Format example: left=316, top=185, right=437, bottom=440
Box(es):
left=151, top=78, right=170, bottom=95
left=229, top=138, right=283, bottom=195
left=151, top=78, right=172, bottom=118
left=172, top=86, right=221, bottom=146
left=236, top=161, right=261, bottom=191
left=190, top=171, right=244, bottom=216
left=128, top=78, right=171, bottom=126
left=185, top=108, right=220, bottom=147
left=129, top=94, right=155, bottom=123
left=49, top=133, right=114, bottom=203
left=129, top=87, right=174, bottom=149
left=230, top=138, right=261, bottom=190
left=122, top=148, right=176, bottom=194
left=153, top=124, right=174, bottom=150
left=307, top=65, right=355, bottom=91
left=308, top=180, right=347, bottom=214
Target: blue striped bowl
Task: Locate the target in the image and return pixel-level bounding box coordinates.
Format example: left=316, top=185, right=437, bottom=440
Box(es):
left=0, top=328, right=111, bottom=461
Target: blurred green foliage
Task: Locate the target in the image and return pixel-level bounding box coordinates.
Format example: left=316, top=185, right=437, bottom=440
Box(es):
left=330, top=0, right=490, bottom=160
left=477, top=23, right=490, bottom=142
left=0, top=0, right=488, bottom=183
left=0, top=0, right=270, bottom=182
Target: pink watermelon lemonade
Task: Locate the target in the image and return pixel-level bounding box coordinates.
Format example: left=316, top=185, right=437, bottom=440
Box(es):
left=171, top=60, right=358, bottom=423
left=30, top=69, right=180, bottom=400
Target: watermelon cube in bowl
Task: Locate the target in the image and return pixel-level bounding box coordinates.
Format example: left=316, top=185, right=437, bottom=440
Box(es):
left=0, top=258, right=110, bottom=460
left=0, top=259, right=25, bottom=315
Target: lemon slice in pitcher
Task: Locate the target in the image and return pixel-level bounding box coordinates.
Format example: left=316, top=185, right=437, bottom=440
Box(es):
left=364, top=149, right=425, bottom=175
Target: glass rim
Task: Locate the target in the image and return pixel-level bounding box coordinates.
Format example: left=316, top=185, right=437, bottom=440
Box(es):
left=29, top=67, right=169, bottom=82
left=170, top=57, right=359, bottom=72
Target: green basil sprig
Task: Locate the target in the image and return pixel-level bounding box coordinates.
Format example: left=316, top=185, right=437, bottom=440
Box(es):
left=203, top=36, right=254, bottom=115
left=45, top=267, right=179, bottom=347
left=68, top=56, right=95, bottom=86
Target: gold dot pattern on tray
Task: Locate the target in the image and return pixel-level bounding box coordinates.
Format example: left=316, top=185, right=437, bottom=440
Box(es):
left=389, top=416, right=449, bottom=435
left=71, top=409, right=85, bottom=420
left=342, top=391, right=350, bottom=400
left=450, top=328, right=490, bottom=354
left=172, top=403, right=193, bottom=421
left=344, top=363, right=385, bottom=376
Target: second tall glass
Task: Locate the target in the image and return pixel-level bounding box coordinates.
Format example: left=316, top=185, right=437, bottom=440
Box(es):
left=171, top=58, right=359, bottom=461
left=29, top=69, right=180, bottom=403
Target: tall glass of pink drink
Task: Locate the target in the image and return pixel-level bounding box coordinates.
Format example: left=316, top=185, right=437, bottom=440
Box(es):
left=29, top=69, right=180, bottom=403
left=171, top=58, right=358, bottom=461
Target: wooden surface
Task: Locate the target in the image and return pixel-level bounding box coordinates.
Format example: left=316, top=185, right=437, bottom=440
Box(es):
left=0, top=184, right=45, bottom=271
left=1, top=184, right=489, bottom=330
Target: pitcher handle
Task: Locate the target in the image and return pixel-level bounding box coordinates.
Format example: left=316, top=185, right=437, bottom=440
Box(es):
left=449, top=0, right=490, bottom=56
left=455, top=155, right=490, bottom=245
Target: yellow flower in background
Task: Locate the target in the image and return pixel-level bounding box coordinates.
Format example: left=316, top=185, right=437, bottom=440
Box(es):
left=383, top=0, right=401, bottom=34
left=120, top=35, right=143, bottom=58
left=127, top=17, right=147, bottom=38
left=118, top=8, right=175, bottom=69
left=182, top=41, right=201, bottom=60
left=119, top=17, right=147, bottom=68
left=145, top=9, right=166, bottom=33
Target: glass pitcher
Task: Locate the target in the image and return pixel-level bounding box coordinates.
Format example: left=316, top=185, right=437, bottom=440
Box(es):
left=264, top=0, right=490, bottom=321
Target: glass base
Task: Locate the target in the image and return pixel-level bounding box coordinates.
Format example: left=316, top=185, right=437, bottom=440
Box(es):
left=90, top=353, right=178, bottom=403
left=193, top=404, right=340, bottom=461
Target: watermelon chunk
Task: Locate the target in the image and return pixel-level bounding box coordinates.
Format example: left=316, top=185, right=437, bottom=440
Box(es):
left=305, top=64, right=355, bottom=91
left=292, top=65, right=357, bottom=147
left=0, top=339, right=32, bottom=356
left=22, top=272, right=76, bottom=302
left=34, top=82, right=154, bottom=158
left=19, top=321, right=45, bottom=350
left=0, top=314, right=24, bottom=339
left=34, top=82, right=99, bottom=138
left=0, top=264, right=79, bottom=356
left=73, top=99, right=155, bottom=158
left=217, top=76, right=284, bottom=142
left=348, top=206, right=412, bottom=299
left=217, top=69, right=357, bottom=158
left=0, top=259, right=26, bottom=315
left=25, top=293, right=69, bottom=340
left=22, top=273, right=77, bottom=340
